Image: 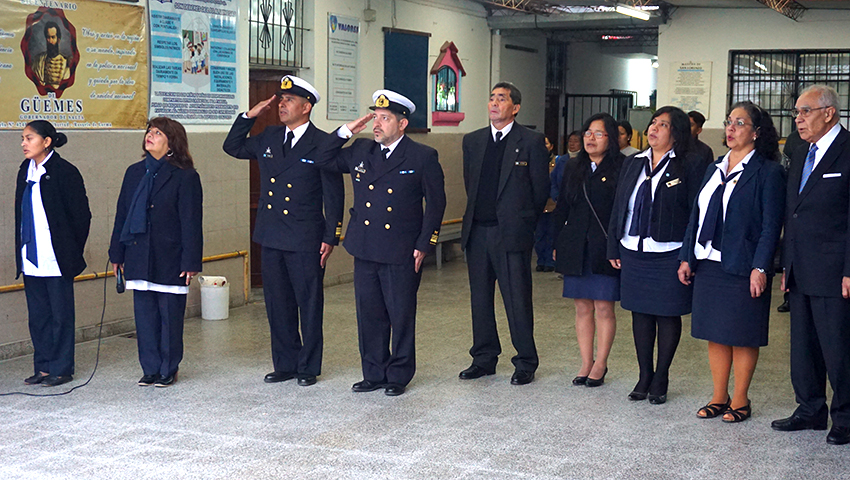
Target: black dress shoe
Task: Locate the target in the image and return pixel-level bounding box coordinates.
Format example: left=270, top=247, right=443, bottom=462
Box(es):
left=571, top=376, right=588, bottom=386
left=827, top=426, right=850, bottom=445
left=41, top=375, right=73, bottom=387
left=544, top=266, right=555, bottom=272
left=385, top=384, right=406, bottom=396
left=24, top=372, right=49, bottom=385
left=297, top=375, right=317, bottom=386
left=628, top=391, right=648, bottom=401
left=352, top=380, right=384, bottom=392
left=264, top=371, right=296, bottom=383
left=536, top=265, right=545, bottom=272
left=138, top=374, right=157, bottom=386
left=648, top=394, right=667, bottom=404
left=586, top=368, right=608, bottom=387
left=511, top=370, right=535, bottom=385
left=155, top=372, right=177, bottom=387
left=459, top=365, right=495, bottom=380
left=771, top=414, right=828, bottom=431
left=777, top=300, right=790, bottom=313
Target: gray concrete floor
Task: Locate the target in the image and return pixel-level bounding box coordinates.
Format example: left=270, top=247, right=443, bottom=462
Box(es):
left=1, top=259, right=849, bottom=480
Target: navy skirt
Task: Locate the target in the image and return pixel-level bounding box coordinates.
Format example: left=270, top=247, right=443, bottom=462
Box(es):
left=619, top=245, right=692, bottom=316
left=562, top=245, right=620, bottom=301
left=691, top=260, right=771, bottom=347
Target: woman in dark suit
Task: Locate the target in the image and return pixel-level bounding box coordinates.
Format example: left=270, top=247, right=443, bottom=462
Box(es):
left=109, top=117, right=203, bottom=388
left=608, top=106, right=706, bottom=404
left=552, top=113, right=623, bottom=387
left=678, top=102, right=784, bottom=422
left=15, top=120, right=91, bottom=387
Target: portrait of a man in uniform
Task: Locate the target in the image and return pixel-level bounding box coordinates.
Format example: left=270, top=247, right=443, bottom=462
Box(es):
left=32, top=21, right=70, bottom=88
left=21, top=8, right=79, bottom=96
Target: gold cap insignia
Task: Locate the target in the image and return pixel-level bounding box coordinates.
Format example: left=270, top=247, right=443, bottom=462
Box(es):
left=375, top=94, right=390, bottom=108
left=281, top=77, right=293, bottom=90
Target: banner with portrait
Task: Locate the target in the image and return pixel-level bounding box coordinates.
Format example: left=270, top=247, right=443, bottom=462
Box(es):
left=0, top=0, right=148, bottom=129
left=148, top=0, right=239, bottom=124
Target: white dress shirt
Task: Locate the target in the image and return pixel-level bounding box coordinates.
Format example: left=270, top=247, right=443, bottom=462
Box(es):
left=490, top=121, right=515, bottom=142
left=22, top=151, right=62, bottom=277
left=620, top=148, right=683, bottom=253
left=693, top=149, right=755, bottom=261
left=810, top=123, right=842, bottom=170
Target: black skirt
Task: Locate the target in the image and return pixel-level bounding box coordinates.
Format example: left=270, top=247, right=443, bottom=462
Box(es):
left=691, top=260, right=771, bottom=347
left=619, top=245, right=692, bottom=316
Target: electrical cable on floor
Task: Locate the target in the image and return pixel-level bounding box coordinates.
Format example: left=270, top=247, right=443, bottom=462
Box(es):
left=0, top=258, right=110, bottom=397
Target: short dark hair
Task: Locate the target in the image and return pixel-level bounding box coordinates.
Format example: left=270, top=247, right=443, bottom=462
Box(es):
left=43, top=21, right=61, bottom=39
left=726, top=101, right=780, bottom=161
left=564, top=113, right=621, bottom=200
left=618, top=120, right=634, bottom=142
left=651, top=106, right=693, bottom=155
left=688, top=111, right=707, bottom=128
left=144, top=117, right=194, bottom=169
left=492, top=82, right=522, bottom=105
left=568, top=130, right=582, bottom=140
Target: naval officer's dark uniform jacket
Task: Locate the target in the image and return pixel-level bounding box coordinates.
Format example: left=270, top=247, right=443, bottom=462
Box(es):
left=316, top=131, right=446, bottom=387
left=223, top=115, right=344, bottom=377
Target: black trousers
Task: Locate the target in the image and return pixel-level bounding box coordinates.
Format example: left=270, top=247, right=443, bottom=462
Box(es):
left=23, top=275, right=76, bottom=376
left=261, top=246, right=325, bottom=376
left=133, top=290, right=187, bottom=377
left=789, top=291, right=850, bottom=427
left=466, top=224, right=538, bottom=372
left=353, top=257, right=422, bottom=387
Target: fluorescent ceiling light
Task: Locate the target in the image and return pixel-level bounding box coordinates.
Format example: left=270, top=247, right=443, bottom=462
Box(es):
left=615, top=4, right=651, bottom=21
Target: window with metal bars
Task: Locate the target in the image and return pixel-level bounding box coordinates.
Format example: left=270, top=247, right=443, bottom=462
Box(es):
left=729, top=50, right=850, bottom=138
left=249, top=0, right=305, bottom=68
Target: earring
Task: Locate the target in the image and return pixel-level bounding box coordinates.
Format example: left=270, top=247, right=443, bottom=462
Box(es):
left=167, top=149, right=174, bottom=157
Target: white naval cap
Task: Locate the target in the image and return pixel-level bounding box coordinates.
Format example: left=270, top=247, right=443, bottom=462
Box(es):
left=369, top=89, right=415, bottom=116
left=278, top=75, right=320, bottom=104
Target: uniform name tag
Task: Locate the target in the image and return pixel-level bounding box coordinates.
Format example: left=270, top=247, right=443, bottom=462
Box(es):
left=823, top=172, right=842, bottom=178
left=355, top=162, right=366, bottom=173
left=515, top=161, right=528, bottom=166
left=399, top=170, right=415, bottom=175
left=666, top=178, right=681, bottom=188
left=300, top=158, right=315, bottom=164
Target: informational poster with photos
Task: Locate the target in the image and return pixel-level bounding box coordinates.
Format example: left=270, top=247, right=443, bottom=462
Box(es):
left=148, top=0, right=239, bottom=124
left=327, top=13, right=360, bottom=121
left=0, top=0, right=148, bottom=129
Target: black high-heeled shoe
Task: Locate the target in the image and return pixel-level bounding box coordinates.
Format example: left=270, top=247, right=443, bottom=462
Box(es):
left=648, top=393, right=667, bottom=404
left=628, top=390, right=648, bottom=401
left=586, top=368, right=608, bottom=387
left=571, top=375, right=588, bottom=386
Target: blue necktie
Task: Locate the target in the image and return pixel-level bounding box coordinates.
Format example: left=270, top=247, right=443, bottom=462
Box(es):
left=628, top=155, right=671, bottom=239
left=21, top=180, right=38, bottom=267
left=697, top=169, right=741, bottom=250
left=799, top=144, right=817, bottom=193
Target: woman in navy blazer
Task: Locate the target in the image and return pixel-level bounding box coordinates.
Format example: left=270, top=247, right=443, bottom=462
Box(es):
left=109, top=117, right=203, bottom=387
left=15, top=121, right=91, bottom=387
left=678, top=102, right=785, bottom=422
left=607, top=106, right=707, bottom=404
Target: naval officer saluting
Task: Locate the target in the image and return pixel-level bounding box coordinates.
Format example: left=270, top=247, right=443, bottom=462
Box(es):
left=223, top=75, right=344, bottom=386
left=316, top=90, right=446, bottom=396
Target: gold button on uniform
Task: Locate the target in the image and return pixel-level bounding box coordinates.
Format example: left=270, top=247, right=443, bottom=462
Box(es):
left=387, top=207, right=392, bottom=212
left=385, top=224, right=391, bottom=230
left=270, top=178, right=276, bottom=183
left=287, top=183, right=292, bottom=188
left=285, top=197, right=290, bottom=202
left=366, top=202, right=371, bottom=208
left=369, top=185, right=374, bottom=190
left=267, top=204, right=272, bottom=209
left=387, top=188, right=393, bottom=194
left=268, top=191, right=273, bottom=196
left=283, top=210, right=289, bottom=215
left=364, top=220, right=370, bottom=225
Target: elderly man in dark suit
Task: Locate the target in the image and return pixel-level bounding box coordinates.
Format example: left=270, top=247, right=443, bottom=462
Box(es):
left=317, top=90, right=446, bottom=396
left=223, top=75, right=344, bottom=387
left=458, top=82, right=550, bottom=385
left=772, top=84, right=850, bottom=445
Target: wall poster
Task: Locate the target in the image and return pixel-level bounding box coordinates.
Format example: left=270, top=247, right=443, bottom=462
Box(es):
left=326, top=14, right=359, bottom=121
left=669, top=61, right=712, bottom=117
left=0, top=0, right=148, bottom=129
left=148, top=0, right=239, bottom=124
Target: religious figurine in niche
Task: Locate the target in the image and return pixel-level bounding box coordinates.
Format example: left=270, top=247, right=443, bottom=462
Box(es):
left=21, top=8, right=79, bottom=97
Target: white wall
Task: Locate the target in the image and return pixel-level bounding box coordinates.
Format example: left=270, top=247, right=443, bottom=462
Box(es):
left=497, top=35, right=547, bottom=131
left=567, top=42, right=656, bottom=106
left=657, top=7, right=850, bottom=130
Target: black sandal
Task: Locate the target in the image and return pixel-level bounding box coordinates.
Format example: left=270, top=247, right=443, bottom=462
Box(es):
left=697, top=397, right=731, bottom=419
left=722, top=401, right=752, bottom=423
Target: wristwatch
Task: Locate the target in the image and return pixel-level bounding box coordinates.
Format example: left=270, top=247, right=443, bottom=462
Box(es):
left=754, top=267, right=766, bottom=274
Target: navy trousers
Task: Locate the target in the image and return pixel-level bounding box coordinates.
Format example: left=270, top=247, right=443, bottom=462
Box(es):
left=534, top=212, right=555, bottom=267
left=789, top=291, right=850, bottom=427
left=353, top=257, right=422, bottom=387
left=466, top=224, right=539, bottom=372
left=133, top=290, right=187, bottom=377
left=24, top=275, right=76, bottom=376
left=261, top=246, right=325, bottom=376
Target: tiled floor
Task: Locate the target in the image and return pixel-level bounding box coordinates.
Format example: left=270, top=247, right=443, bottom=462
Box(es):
left=1, top=259, right=848, bottom=479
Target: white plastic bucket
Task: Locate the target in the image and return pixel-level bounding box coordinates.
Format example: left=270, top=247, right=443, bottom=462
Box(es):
left=199, top=276, right=229, bottom=320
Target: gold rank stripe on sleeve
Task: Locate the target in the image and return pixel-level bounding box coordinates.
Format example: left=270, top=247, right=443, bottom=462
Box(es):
left=335, top=222, right=343, bottom=238
left=430, top=229, right=440, bottom=245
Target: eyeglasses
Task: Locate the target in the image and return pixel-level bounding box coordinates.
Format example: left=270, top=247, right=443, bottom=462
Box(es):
left=722, top=119, right=754, bottom=128
left=790, top=106, right=829, bottom=118
left=584, top=131, right=608, bottom=138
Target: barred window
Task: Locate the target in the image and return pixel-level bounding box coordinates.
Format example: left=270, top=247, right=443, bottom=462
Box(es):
left=249, top=0, right=305, bottom=68
left=729, top=50, right=850, bottom=137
